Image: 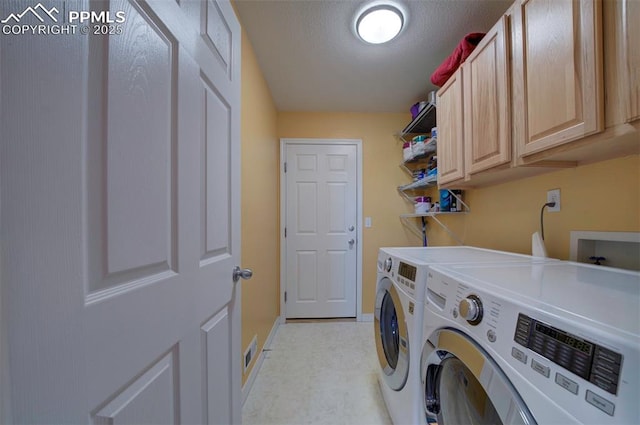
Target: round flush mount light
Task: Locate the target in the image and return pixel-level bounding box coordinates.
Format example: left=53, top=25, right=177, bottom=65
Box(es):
left=355, top=2, right=406, bottom=44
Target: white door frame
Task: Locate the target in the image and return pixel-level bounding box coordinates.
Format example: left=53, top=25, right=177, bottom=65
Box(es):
left=279, top=138, right=363, bottom=322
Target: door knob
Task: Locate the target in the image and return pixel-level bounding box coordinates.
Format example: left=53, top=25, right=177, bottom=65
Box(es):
left=348, top=225, right=355, bottom=231
left=233, top=266, right=253, bottom=283
left=348, top=239, right=355, bottom=247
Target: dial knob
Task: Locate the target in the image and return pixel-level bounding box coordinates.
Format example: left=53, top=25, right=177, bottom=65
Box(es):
left=459, top=295, right=483, bottom=325
left=384, top=258, right=393, bottom=272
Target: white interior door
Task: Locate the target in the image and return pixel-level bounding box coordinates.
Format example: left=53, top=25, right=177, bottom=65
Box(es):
left=284, top=141, right=358, bottom=319
left=0, top=1, right=242, bottom=423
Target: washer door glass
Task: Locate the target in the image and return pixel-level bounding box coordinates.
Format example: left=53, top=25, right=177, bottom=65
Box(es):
left=375, top=278, right=409, bottom=390
left=438, top=357, right=502, bottom=424
left=380, top=291, right=399, bottom=369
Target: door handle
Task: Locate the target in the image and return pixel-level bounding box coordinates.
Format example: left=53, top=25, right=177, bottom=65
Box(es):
left=348, top=225, right=355, bottom=231
left=233, top=266, right=253, bottom=283
left=348, top=239, right=355, bottom=247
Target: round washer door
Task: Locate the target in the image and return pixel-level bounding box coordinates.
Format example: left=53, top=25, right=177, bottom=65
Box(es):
left=374, top=277, right=409, bottom=391
left=421, top=329, right=537, bottom=425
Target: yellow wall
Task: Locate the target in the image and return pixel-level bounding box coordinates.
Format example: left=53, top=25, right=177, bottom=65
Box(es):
left=240, top=29, right=280, bottom=385
left=422, top=155, right=640, bottom=259
left=278, top=112, right=417, bottom=313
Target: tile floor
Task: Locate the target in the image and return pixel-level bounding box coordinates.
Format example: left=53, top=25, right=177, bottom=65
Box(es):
left=242, top=321, right=393, bottom=425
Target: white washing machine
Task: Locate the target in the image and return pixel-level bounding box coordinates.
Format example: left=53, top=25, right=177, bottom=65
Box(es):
left=374, top=246, right=554, bottom=425
left=420, top=261, right=640, bottom=424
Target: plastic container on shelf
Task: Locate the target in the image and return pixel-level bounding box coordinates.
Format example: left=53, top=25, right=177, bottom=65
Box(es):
left=440, top=189, right=451, bottom=212
left=428, top=91, right=436, bottom=105
left=423, top=137, right=436, bottom=154
left=403, top=142, right=412, bottom=161
left=412, top=135, right=429, bottom=156
left=410, top=101, right=429, bottom=119
left=440, top=189, right=463, bottom=212
left=450, top=190, right=463, bottom=212
left=415, top=196, right=431, bottom=214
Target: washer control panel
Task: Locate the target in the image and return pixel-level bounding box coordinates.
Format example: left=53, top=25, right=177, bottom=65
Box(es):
left=395, top=261, right=417, bottom=293
left=377, top=251, right=425, bottom=300
left=459, top=295, right=483, bottom=325
left=398, top=261, right=417, bottom=281
left=384, top=257, right=393, bottom=272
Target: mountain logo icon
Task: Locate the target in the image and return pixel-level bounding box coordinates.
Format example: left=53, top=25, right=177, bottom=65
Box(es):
left=1, top=3, right=59, bottom=24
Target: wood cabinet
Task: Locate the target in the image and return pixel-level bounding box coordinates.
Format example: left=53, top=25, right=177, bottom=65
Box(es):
left=463, top=16, right=511, bottom=175
left=628, top=0, right=640, bottom=122
left=436, top=69, right=465, bottom=186
left=435, top=0, right=636, bottom=189
left=437, top=15, right=512, bottom=188
left=512, top=0, right=604, bottom=158
left=604, top=0, right=640, bottom=126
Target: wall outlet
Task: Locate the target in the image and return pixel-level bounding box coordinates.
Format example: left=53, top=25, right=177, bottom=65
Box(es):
left=547, top=189, right=561, bottom=212
left=365, top=217, right=372, bottom=228
left=243, top=335, right=258, bottom=374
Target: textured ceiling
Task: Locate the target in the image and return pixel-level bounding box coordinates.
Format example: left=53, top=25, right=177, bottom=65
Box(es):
left=234, top=0, right=512, bottom=113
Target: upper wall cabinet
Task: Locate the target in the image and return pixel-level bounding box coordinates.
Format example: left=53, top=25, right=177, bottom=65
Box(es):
left=604, top=0, right=640, bottom=126
left=436, top=0, right=637, bottom=189
left=628, top=0, right=640, bottom=122
left=463, top=16, right=511, bottom=176
left=512, top=0, right=603, bottom=158
left=437, top=69, right=465, bottom=186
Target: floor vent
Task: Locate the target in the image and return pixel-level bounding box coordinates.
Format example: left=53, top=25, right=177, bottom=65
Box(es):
left=244, top=335, right=258, bottom=374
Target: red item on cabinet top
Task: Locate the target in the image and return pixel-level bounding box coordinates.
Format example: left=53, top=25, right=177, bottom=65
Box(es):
left=430, top=32, right=486, bottom=87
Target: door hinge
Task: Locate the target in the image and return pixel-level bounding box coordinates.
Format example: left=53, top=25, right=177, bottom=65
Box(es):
left=284, top=162, right=287, bottom=173
left=284, top=291, right=287, bottom=303
left=284, top=227, right=287, bottom=238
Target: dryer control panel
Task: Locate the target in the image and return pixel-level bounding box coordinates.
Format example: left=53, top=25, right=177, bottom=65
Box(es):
left=425, top=262, right=639, bottom=424
left=514, top=313, right=622, bottom=396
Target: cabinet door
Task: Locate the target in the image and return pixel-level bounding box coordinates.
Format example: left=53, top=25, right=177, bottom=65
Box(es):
left=512, top=0, right=603, bottom=156
left=437, top=69, right=465, bottom=186
left=463, top=16, right=511, bottom=175
left=605, top=0, right=640, bottom=124
left=628, top=0, right=640, bottom=121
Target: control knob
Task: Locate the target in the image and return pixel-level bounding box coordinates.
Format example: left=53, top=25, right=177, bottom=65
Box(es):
left=459, top=295, right=483, bottom=325
left=384, top=257, right=393, bottom=272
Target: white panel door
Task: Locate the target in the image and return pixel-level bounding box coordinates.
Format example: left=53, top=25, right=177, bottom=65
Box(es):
left=0, top=0, right=242, bottom=423
left=285, top=142, right=358, bottom=318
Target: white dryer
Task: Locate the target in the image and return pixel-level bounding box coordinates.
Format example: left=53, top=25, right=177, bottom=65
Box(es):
left=420, top=261, right=640, bottom=425
left=374, top=246, right=553, bottom=425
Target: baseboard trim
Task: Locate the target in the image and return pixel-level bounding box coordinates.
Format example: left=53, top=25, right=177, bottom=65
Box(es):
left=241, top=316, right=280, bottom=406
left=359, top=313, right=374, bottom=322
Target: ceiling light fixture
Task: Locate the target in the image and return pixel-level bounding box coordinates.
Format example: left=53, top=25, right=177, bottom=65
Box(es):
left=355, top=3, right=405, bottom=44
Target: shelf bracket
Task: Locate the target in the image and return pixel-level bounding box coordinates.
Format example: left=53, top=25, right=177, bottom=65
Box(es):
left=400, top=215, right=428, bottom=245
left=448, top=189, right=471, bottom=213
left=398, top=189, right=415, bottom=204
left=428, top=214, right=464, bottom=245
left=399, top=212, right=467, bottom=246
